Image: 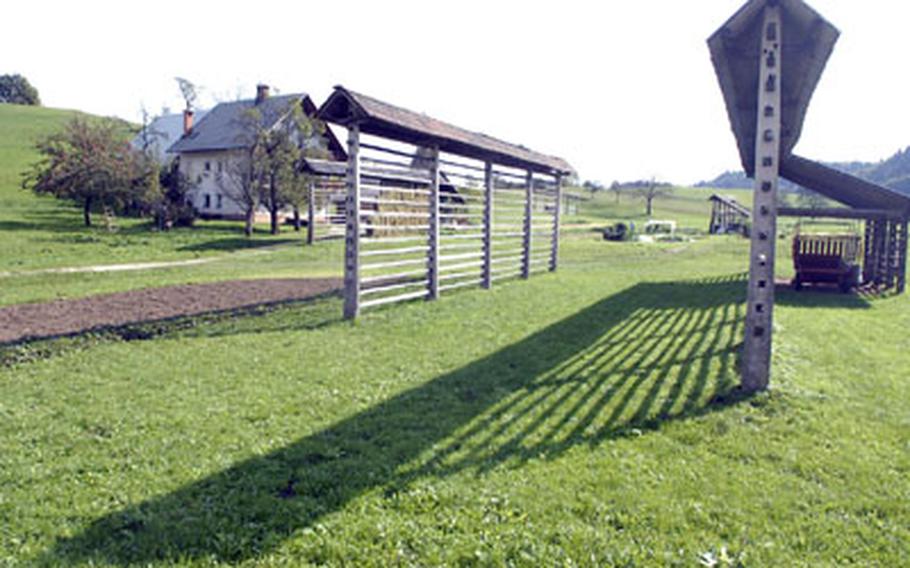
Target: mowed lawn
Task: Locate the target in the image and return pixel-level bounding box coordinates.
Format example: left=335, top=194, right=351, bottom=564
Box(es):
left=1, top=230, right=908, bottom=566
left=0, top=104, right=340, bottom=306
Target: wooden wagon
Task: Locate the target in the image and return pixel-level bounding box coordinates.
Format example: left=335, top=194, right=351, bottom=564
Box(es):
left=792, top=233, right=862, bottom=293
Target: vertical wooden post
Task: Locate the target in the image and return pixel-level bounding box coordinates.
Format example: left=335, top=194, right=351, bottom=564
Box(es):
left=550, top=174, right=562, bottom=272
left=742, top=5, right=782, bottom=393
left=863, top=219, right=874, bottom=284
left=709, top=200, right=717, bottom=234
left=875, top=219, right=888, bottom=287
left=427, top=146, right=441, bottom=300
left=343, top=124, right=361, bottom=320
left=306, top=180, right=315, bottom=245
left=898, top=220, right=908, bottom=294
left=521, top=170, right=533, bottom=279
left=482, top=161, right=493, bottom=289
left=869, top=219, right=881, bottom=286
left=887, top=220, right=899, bottom=289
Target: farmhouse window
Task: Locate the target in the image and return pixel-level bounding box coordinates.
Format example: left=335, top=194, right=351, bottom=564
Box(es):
left=204, top=194, right=211, bottom=209
left=217, top=195, right=223, bottom=209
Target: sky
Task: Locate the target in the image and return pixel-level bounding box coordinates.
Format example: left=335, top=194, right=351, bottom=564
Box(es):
left=3, top=0, right=908, bottom=184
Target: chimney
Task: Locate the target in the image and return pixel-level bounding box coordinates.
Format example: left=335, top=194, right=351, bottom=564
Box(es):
left=255, top=84, right=270, bottom=105
left=183, top=109, right=195, bottom=135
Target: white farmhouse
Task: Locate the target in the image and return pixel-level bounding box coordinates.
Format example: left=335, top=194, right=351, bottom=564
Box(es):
left=167, top=85, right=346, bottom=220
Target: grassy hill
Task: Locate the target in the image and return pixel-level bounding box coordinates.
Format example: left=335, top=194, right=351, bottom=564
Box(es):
left=0, top=104, right=313, bottom=276
left=0, top=104, right=83, bottom=209
left=564, top=187, right=724, bottom=232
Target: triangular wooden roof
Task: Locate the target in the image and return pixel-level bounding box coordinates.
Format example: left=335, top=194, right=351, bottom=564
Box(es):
left=317, top=86, right=573, bottom=176
left=708, top=0, right=839, bottom=176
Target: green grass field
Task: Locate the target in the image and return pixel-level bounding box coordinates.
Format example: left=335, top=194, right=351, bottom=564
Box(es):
left=1, top=104, right=908, bottom=566
left=563, top=188, right=728, bottom=231
left=2, top=233, right=908, bottom=566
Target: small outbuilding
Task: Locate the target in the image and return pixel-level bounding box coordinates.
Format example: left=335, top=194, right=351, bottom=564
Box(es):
left=708, top=194, right=751, bottom=236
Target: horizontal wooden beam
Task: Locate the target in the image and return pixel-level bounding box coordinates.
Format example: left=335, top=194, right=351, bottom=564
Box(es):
left=778, top=207, right=906, bottom=221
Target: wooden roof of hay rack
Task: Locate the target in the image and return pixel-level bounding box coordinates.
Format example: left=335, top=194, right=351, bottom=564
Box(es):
left=709, top=194, right=752, bottom=217
left=708, top=0, right=839, bottom=177
left=781, top=155, right=910, bottom=215
left=318, top=85, right=573, bottom=177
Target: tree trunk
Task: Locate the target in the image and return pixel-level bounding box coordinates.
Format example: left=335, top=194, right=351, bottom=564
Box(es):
left=269, top=176, right=280, bottom=235
left=270, top=207, right=279, bottom=234
left=646, top=197, right=653, bottom=217
left=244, top=207, right=254, bottom=237
left=83, top=197, right=93, bottom=227
left=293, top=207, right=301, bottom=232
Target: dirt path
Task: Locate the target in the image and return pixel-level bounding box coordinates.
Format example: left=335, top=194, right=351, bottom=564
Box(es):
left=0, top=278, right=342, bottom=344
left=0, top=258, right=217, bottom=278
left=0, top=246, right=285, bottom=278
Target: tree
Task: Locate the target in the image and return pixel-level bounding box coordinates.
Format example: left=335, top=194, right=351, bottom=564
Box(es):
left=137, top=105, right=167, bottom=152
left=0, top=74, right=40, bottom=106
left=175, top=77, right=199, bottom=110
left=609, top=181, right=622, bottom=203
left=217, top=108, right=269, bottom=237
left=22, top=118, right=145, bottom=227
left=218, top=150, right=265, bottom=238
left=133, top=107, right=196, bottom=230
left=217, top=100, right=330, bottom=237
left=582, top=180, right=604, bottom=196
left=152, top=160, right=197, bottom=229
left=261, top=101, right=329, bottom=234
left=636, top=177, right=672, bottom=217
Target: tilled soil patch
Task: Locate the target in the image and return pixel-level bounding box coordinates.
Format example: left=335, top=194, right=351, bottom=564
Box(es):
left=0, top=278, right=342, bottom=344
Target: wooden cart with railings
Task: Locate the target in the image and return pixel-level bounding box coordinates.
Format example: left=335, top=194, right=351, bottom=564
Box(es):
left=792, top=231, right=862, bottom=293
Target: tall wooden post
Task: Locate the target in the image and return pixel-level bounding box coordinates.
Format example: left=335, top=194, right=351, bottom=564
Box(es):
left=427, top=146, right=441, bottom=300
left=742, top=5, right=782, bottom=393
left=869, top=219, right=882, bottom=286
left=875, top=219, right=888, bottom=287
left=550, top=174, right=562, bottom=272
left=343, top=125, right=362, bottom=320
left=886, top=220, right=898, bottom=289
left=482, top=161, right=494, bottom=289
left=306, top=181, right=315, bottom=245
left=863, top=219, right=874, bottom=284
left=521, top=171, right=533, bottom=279
left=898, top=220, right=908, bottom=294
left=709, top=201, right=717, bottom=234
